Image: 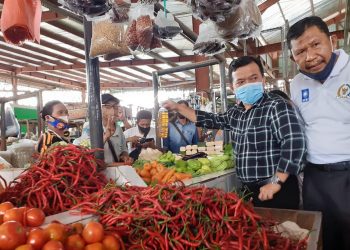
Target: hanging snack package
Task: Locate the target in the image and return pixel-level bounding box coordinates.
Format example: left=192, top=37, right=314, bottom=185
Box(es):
left=215, top=0, right=262, bottom=42
left=90, top=19, right=130, bottom=59
left=136, top=15, right=154, bottom=51
left=108, top=0, right=131, bottom=23
left=126, top=19, right=139, bottom=51
left=190, top=0, right=241, bottom=23
left=1, top=0, right=42, bottom=45
left=193, top=21, right=226, bottom=56
left=154, top=10, right=182, bottom=40
left=58, top=0, right=110, bottom=18
left=126, top=3, right=161, bottom=52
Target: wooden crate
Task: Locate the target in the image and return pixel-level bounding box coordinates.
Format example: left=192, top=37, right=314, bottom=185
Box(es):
left=255, top=207, right=322, bottom=250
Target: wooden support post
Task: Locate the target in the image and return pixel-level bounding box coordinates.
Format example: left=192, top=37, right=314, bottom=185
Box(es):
left=37, top=91, right=44, bottom=136
left=192, top=18, right=210, bottom=98
left=1, top=102, right=6, bottom=151
left=11, top=73, right=18, bottom=104
left=82, top=90, right=86, bottom=104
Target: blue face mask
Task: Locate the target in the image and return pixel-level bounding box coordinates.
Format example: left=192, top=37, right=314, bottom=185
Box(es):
left=48, top=116, right=69, bottom=130
left=300, top=52, right=337, bottom=81
left=235, top=82, right=264, bottom=105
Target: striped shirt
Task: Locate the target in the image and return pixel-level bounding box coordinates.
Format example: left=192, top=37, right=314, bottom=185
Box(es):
left=196, top=93, right=307, bottom=183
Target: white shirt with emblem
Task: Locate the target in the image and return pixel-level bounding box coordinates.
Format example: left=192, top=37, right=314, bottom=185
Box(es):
left=290, top=49, right=350, bottom=164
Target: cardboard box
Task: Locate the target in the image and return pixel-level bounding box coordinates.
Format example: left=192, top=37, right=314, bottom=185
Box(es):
left=254, top=207, right=322, bottom=250
left=103, top=166, right=147, bottom=187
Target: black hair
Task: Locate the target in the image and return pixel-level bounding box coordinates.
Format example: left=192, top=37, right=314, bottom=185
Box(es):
left=177, top=100, right=189, bottom=107
left=137, top=110, right=152, bottom=121
left=287, top=16, right=330, bottom=50
left=40, top=100, right=63, bottom=120
left=101, top=93, right=120, bottom=105
left=270, top=89, right=290, bottom=101
left=228, top=56, right=264, bottom=82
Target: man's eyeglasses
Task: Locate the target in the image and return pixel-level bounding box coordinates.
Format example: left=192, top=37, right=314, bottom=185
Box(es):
left=102, top=104, right=120, bottom=110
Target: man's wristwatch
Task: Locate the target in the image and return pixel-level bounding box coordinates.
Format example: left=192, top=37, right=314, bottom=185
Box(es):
left=269, top=175, right=284, bottom=185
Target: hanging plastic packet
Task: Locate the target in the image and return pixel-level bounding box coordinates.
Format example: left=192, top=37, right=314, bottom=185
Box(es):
left=1, top=0, right=42, bottom=45
left=108, top=0, right=131, bottom=23
left=58, top=0, right=111, bottom=18
left=189, top=0, right=241, bottom=23
left=126, top=3, right=161, bottom=52
left=193, top=21, right=226, bottom=56
left=90, top=17, right=130, bottom=59
left=215, top=0, right=262, bottom=42
left=153, top=10, right=182, bottom=40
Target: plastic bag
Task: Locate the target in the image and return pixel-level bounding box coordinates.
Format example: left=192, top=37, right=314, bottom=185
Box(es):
left=90, top=19, right=130, bottom=58
left=108, top=0, right=131, bottom=23
left=215, top=0, right=262, bottom=42
left=0, top=156, right=12, bottom=169
left=58, top=0, right=110, bottom=18
left=126, top=3, right=161, bottom=52
left=193, top=21, right=226, bottom=55
left=190, top=0, right=241, bottom=23
left=154, top=10, right=182, bottom=40
left=8, top=139, right=36, bottom=168
left=0, top=151, right=14, bottom=166
left=126, top=19, right=139, bottom=51
left=0, top=0, right=41, bottom=45
left=136, top=15, right=154, bottom=50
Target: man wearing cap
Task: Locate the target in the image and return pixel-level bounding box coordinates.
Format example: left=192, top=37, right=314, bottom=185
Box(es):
left=76, top=94, right=133, bottom=165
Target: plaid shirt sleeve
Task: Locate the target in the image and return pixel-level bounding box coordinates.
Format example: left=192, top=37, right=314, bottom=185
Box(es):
left=195, top=109, right=235, bottom=130
left=270, top=101, right=307, bottom=175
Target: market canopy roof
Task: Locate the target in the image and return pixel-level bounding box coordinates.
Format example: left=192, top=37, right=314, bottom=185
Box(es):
left=0, top=0, right=346, bottom=91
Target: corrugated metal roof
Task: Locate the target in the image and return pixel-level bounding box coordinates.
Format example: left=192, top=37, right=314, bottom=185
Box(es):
left=0, top=0, right=346, bottom=91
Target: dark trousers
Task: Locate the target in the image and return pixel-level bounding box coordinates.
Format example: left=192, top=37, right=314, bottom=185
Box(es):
left=303, top=161, right=350, bottom=250
left=242, top=175, right=299, bottom=209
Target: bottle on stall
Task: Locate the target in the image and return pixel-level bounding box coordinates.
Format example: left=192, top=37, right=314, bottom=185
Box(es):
left=158, top=107, right=168, bottom=138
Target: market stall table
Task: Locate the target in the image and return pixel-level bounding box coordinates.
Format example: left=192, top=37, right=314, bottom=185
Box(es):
left=183, top=168, right=238, bottom=192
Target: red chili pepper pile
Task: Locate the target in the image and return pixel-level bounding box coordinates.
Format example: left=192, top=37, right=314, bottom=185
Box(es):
left=0, top=144, right=108, bottom=215
left=75, top=184, right=307, bottom=250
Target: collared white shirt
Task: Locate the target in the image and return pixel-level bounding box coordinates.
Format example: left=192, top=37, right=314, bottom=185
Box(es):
left=123, top=126, right=156, bottom=152
left=290, top=49, right=350, bottom=164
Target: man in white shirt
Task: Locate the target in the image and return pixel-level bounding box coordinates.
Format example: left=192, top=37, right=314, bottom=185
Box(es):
left=124, top=110, right=156, bottom=158
left=287, top=16, right=350, bottom=250
left=74, top=94, right=133, bottom=166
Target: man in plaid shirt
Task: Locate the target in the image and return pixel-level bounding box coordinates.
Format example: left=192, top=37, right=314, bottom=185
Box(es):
left=163, top=56, right=306, bottom=209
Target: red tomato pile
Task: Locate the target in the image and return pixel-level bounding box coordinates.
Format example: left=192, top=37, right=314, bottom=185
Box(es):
left=0, top=202, right=124, bottom=250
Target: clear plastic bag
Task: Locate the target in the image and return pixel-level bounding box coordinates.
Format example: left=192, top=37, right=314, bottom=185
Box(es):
left=153, top=10, right=182, bottom=40
left=125, top=3, right=161, bottom=52
left=193, top=21, right=226, bottom=56
left=126, top=19, right=139, bottom=51
left=90, top=19, right=130, bottom=58
left=8, top=139, right=35, bottom=168
left=190, top=0, right=241, bottom=23
left=58, top=0, right=110, bottom=18
left=108, top=0, right=131, bottom=23
left=136, top=15, right=154, bottom=50
left=215, top=0, right=262, bottom=42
